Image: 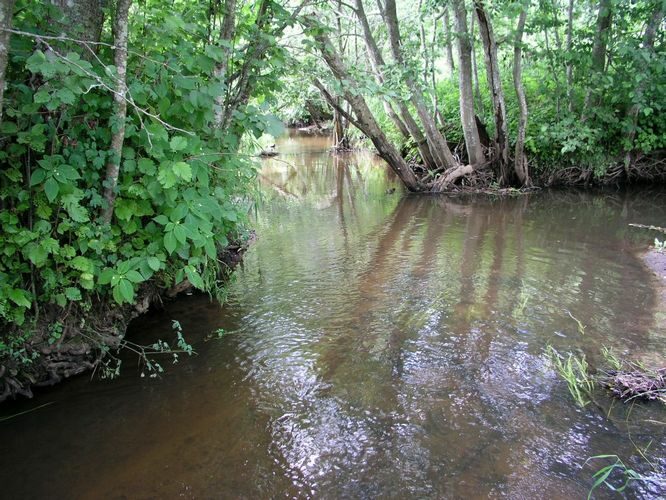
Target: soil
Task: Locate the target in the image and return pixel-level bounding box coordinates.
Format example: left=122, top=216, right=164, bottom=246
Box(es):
left=0, top=236, right=254, bottom=403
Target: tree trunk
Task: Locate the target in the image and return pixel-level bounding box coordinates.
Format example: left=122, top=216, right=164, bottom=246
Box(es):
left=383, top=0, right=457, bottom=170
left=102, top=0, right=131, bottom=223
left=470, top=12, right=484, bottom=117
left=213, top=0, right=236, bottom=130
left=623, top=2, right=663, bottom=172
left=590, top=0, right=612, bottom=72
left=475, top=0, right=509, bottom=183
left=452, top=0, right=485, bottom=166
left=513, top=7, right=530, bottom=186
left=50, top=0, right=104, bottom=57
left=0, top=0, right=16, bottom=123
left=354, top=0, right=437, bottom=170
left=582, top=0, right=612, bottom=118
left=443, top=6, right=455, bottom=75
left=309, top=28, right=422, bottom=191
left=566, top=0, right=574, bottom=111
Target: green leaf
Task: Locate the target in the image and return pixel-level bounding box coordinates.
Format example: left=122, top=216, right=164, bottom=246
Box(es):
left=1, top=121, right=18, bottom=134
left=125, top=270, right=144, bottom=283
left=147, top=257, right=161, bottom=271
left=65, top=287, right=82, bottom=301
left=173, top=224, right=187, bottom=244
left=173, top=161, right=192, bottom=182
left=153, top=215, right=169, bottom=225
left=56, top=88, right=76, bottom=105
left=114, top=279, right=134, bottom=304
left=8, top=288, right=32, bottom=308
left=98, top=268, right=116, bottom=285
left=164, top=231, right=177, bottom=254
left=34, top=90, right=50, bottom=104
left=170, top=136, right=188, bottom=151
left=184, top=266, right=205, bottom=290
left=157, top=164, right=178, bottom=189
left=44, top=177, right=59, bottom=202
left=26, top=243, right=49, bottom=267
left=70, top=256, right=93, bottom=272
left=30, top=169, right=47, bottom=186
left=79, top=273, right=95, bottom=290
left=138, top=158, right=156, bottom=175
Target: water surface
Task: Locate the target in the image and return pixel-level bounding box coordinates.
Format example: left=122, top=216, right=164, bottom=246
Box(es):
left=1, top=131, right=665, bottom=498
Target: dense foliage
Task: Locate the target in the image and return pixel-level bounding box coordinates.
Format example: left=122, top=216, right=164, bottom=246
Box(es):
left=0, top=0, right=287, bottom=398
left=277, top=0, right=665, bottom=187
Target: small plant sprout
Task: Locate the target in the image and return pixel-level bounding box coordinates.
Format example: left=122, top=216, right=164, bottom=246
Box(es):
left=654, top=238, right=666, bottom=253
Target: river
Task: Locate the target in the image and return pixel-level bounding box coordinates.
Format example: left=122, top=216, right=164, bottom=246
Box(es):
left=1, top=130, right=665, bottom=498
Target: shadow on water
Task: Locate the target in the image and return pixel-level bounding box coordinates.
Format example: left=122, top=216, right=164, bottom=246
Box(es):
left=1, top=130, right=665, bottom=498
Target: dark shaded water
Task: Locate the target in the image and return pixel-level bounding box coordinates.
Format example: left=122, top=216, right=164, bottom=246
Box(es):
left=1, top=131, right=665, bottom=498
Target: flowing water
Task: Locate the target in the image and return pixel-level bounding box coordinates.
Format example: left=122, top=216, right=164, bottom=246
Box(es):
left=1, top=130, right=666, bottom=499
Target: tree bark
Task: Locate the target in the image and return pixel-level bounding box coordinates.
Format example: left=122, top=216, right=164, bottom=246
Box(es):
left=470, top=12, right=484, bottom=117
left=383, top=0, right=457, bottom=170
left=354, top=0, right=437, bottom=169
left=102, top=0, right=131, bottom=223
left=566, top=0, right=574, bottom=111
left=623, top=2, right=663, bottom=172
left=582, top=0, right=612, bottom=118
left=443, top=6, right=455, bottom=75
left=309, top=27, right=422, bottom=191
left=452, top=0, right=485, bottom=166
left=0, top=0, right=16, bottom=123
left=513, top=6, right=530, bottom=186
left=213, top=0, right=237, bottom=130
left=475, top=0, right=509, bottom=183
left=50, top=0, right=104, bottom=58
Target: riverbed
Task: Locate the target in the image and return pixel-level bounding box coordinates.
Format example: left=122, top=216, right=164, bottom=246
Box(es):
left=1, top=130, right=665, bottom=498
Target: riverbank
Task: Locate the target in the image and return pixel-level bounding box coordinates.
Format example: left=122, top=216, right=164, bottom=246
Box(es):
left=0, top=236, right=253, bottom=403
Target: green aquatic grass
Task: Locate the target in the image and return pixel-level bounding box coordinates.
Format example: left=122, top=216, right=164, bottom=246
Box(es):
left=585, top=454, right=646, bottom=500
left=546, top=346, right=595, bottom=407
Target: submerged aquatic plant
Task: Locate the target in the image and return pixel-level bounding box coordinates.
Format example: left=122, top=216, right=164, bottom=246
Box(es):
left=585, top=455, right=649, bottom=500
left=546, top=346, right=595, bottom=407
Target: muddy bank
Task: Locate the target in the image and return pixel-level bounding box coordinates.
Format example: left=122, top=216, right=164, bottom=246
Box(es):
left=0, top=237, right=254, bottom=403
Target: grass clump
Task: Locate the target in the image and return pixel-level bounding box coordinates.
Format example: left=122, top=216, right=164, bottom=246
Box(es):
left=546, top=346, right=595, bottom=408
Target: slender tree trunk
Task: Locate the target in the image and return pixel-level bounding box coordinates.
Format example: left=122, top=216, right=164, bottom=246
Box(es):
left=475, top=0, right=509, bottom=183
left=354, top=0, right=437, bottom=169
left=0, top=0, right=16, bottom=123
left=513, top=6, right=530, bottom=186
left=453, top=0, right=485, bottom=166
left=213, top=0, right=237, bottom=129
left=542, top=16, right=562, bottom=115
left=566, top=0, right=574, bottom=111
left=309, top=27, right=422, bottom=191
left=383, top=0, right=457, bottom=170
left=102, top=0, right=132, bottom=223
left=582, top=0, right=612, bottom=118
left=623, top=3, right=663, bottom=173
left=470, top=12, right=484, bottom=117
left=443, top=6, right=455, bottom=75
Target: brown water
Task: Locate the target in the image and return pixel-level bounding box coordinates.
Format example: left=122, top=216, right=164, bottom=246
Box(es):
left=1, top=130, right=665, bottom=499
